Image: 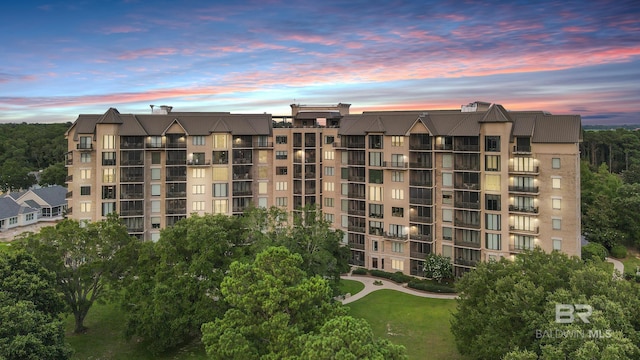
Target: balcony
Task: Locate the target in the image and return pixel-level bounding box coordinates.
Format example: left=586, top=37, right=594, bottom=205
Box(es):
left=166, top=159, right=186, bottom=165
left=509, top=226, right=539, bottom=235
left=347, top=191, right=365, bottom=200
left=120, top=159, right=144, bottom=166
left=233, top=206, right=250, bottom=213
left=232, top=141, right=253, bottom=148
left=233, top=190, right=253, bottom=196
left=409, top=215, right=432, bottom=223
left=77, top=144, right=93, bottom=151
left=348, top=209, right=366, bottom=216
left=254, top=141, right=274, bottom=148
left=344, top=142, right=365, bottom=149
left=348, top=225, right=366, bottom=233
left=348, top=175, right=365, bottom=182
left=508, top=186, right=539, bottom=194
left=369, top=228, right=384, bottom=237
left=233, top=173, right=252, bottom=180
left=121, top=175, right=144, bottom=182
left=410, top=233, right=432, bottom=242
left=65, top=175, right=73, bottom=182
left=409, top=162, right=432, bottom=169
left=508, top=165, right=539, bottom=174
left=454, top=201, right=480, bottom=210
left=454, top=219, right=480, bottom=229
left=120, top=209, right=144, bottom=216
left=384, top=161, right=408, bottom=169
left=454, top=258, right=478, bottom=267
left=166, top=191, right=187, bottom=198
left=453, top=144, right=480, bottom=152
left=434, top=144, right=453, bottom=151
left=384, top=233, right=408, bottom=241
left=348, top=242, right=365, bottom=250
left=410, top=251, right=429, bottom=259
left=509, top=244, right=534, bottom=253
left=166, top=175, right=186, bottom=182
left=65, top=191, right=72, bottom=199
left=332, top=141, right=344, bottom=148
left=166, top=142, right=187, bottom=149
left=508, top=205, right=539, bottom=214
left=166, top=207, right=186, bottom=215
left=513, top=145, right=531, bottom=154
left=454, top=240, right=481, bottom=249
left=409, top=142, right=431, bottom=150
left=409, top=197, right=432, bottom=205
left=187, top=160, right=211, bottom=166
left=455, top=183, right=480, bottom=190
left=145, top=142, right=165, bottom=149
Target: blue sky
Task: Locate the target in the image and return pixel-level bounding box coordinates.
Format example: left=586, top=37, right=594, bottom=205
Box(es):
left=1, top=0, right=639, bottom=124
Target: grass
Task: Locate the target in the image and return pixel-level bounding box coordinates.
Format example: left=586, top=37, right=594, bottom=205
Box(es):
left=620, top=247, right=640, bottom=275
left=346, top=289, right=463, bottom=360
left=338, top=278, right=365, bottom=296
left=64, top=302, right=207, bottom=360
left=0, top=242, right=11, bottom=252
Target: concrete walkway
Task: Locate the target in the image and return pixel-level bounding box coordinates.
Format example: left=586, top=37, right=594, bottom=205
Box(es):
left=339, top=274, right=458, bottom=304
left=606, top=257, right=624, bottom=275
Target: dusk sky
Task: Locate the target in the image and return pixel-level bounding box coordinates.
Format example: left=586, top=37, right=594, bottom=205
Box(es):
left=1, top=1, right=639, bottom=125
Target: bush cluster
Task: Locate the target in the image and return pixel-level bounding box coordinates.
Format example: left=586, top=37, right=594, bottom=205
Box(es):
left=407, top=280, right=456, bottom=293
left=581, top=242, right=608, bottom=261
left=610, top=244, right=628, bottom=259
left=351, top=267, right=368, bottom=275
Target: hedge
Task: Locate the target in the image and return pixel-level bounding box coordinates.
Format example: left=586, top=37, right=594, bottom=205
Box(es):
left=351, top=267, right=368, bottom=275
left=610, top=245, right=627, bottom=259
left=407, top=280, right=457, bottom=293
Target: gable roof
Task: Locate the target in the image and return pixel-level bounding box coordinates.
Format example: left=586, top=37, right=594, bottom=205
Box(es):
left=28, top=185, right=68, bottom=207
left=0, top=197, right=22, bottom=219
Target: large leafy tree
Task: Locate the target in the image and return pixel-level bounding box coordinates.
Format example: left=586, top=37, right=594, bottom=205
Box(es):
left=423, top=253, right=453, bottom=283
left=39, top=162, right=67, bottom=187
left=451, top=249, right=640, bottom=359
left=18, top=214, right=137, bottom=333
left=120, top=213, right=248, bottom=353
left=201, top=246, right=347, bottom=359
left=0, top=251, right=72, bottom=359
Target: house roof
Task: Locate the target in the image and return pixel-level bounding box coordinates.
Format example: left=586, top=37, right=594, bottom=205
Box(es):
left=0, top=197, right=22, bottom=220
left=28, top=185, right=68, bottom=207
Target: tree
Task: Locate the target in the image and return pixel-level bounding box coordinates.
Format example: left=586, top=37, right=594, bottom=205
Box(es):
left=120, top=214, right=249, bottom=353
left=201, top=246, right=346, bottom=359
left=451, top=249, right=640, bottom=360
left=39, top=162, right=67, bottom=187
left=0, top=159, right=36, bottom=192
left=18, top=214, right=137, bottom=333
left=581, top=242, right=608, bottom=262
left=0, top=251, right=72, bottom=359
left=422, top=253, right=453, bottom=283
left=299, top=316, right=407, bottom=360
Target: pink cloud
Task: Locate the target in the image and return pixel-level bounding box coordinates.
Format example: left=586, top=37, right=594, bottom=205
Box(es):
left=117, top=48, right=179, bottom=60
left=100, top=25, right=146, bottom=34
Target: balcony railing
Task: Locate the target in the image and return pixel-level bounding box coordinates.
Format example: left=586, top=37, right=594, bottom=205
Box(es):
left=348, top=175, right=365, bottom=182
left=454, top=258, right=478, bottom=267
left=232, top=141, right=253, bottom=148
left=454, top=201, right=480, bottom=210
left=508, top=186, right=539, bottom=194
left=455, top=183, right=480, bottom=190
left=65, top=175, right=73, bottom=182
left=508, top=165, right=539, bottom=174
left=121, top=176, right=144, bottom=182
left=509, top=226, right=539, bottom=234
left=254, top=141, right=274, bottom=148
left=65, top=191, right=72, bottom=199
left=77, top=144, right=93, bottom=150
left=410, top=233, right=432, bottom=242
left=166, top=208, right=187, bottom=214
left=347, top=191, right=365, bottom=199
left=233, top=190, right=253, bottom=196
left=409, top=142, right=431, bottom=150
left=233, top=206, right=249, bottom=213
left=453, top=144, right=480, bottom=152
left=348, top=242, right=365, bottom=250
left=166, top=142, right=186, bottom=148
left=384, top=161, right=409, bottom=169
left=509, top=244, right=534, bottom=252
left=409, top=162, right=432, bottom=169
left=410, top=251, right=429, bottom=259
left=454, top=240, right=481, bottom=249
left=332, top=142, right=344, bottom=148
left=508, top=205, right=539, bottom=214
left=369, top=228, right=384, bottom=237
left=513, top=145, right=531, bottom=153
left=348, top=209, right=366, bottom=216
left=434, top=144, right=453, bottom=151
left=409, top=215, right=432, bottom=223
left=166, top=191, right=187, bottom=198
left=454, top=219, right=480, bottom=229
left=384, top=233, right=408, bottom=241
left=409, top=179, right=432, bottom=187
left=233, top=158, right=252, bottom=164
left=166, top=175, right=186, bottom=182
left=187, top=160, right=211, bottom=166
left=120, top=159, right=144, bottom=166
left=409, top=197, right=433, bottom=205
left=120, top=209, right=144, bottom=216
left=348, top=225, right=365, bottom=233
left=166, top=159, right=186, bottom=165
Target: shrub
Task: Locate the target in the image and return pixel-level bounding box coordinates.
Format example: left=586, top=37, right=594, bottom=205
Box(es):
left=407, top=280, right=456, bottom=293
left=423, top=254, right=453, bottom=283
left=610, top=245, right=627, bottom=259
left=390, top=271, right=413, bottom=284
left=351, top=267, right=368, bottom=275
left=369, top=269, right=394, bottom=280
left=582, top=242, right=608, bottom=262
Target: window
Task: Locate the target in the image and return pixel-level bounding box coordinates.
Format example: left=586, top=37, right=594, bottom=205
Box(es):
left=102, top=185, right=116, bottom=199
left=485, top=155, right=500, bottom=171
left=80, top=186, right=91, bottom=195
left=213, top=167, right=228, bottom=181
left=485, top=214, right=501, bottom=230
left=102, top=202, right=115, bottom=216
left=324, top=166, right=334, bottom=176
left=485, top=136, right=500, bottom=151
left=275, top=151, right=288, bottom=160
left=442, top=154, right=453, bottom=168
left=275, top=197, right=288, bottom=207
left=258, top=150, right=268, bottom=164
left=391, top=154, right=404, bottom=167
left=392, top=207, right=404, bottom=217
left=391, top=259, right=404, bottom=271
left=324, top=182, right=334, bottom=192
left=192, top=168, right=205, bottom=178
left=485, top=194, right=501, bottom=211
left=442, top=209, right=453, bottom=222
left=213, top=183, right=228, bottom=197
left=145, top=168, right=159, bottom=181
left=80, top=202, right=91, bottom=213
left=80, top=169, right=91, bottom=180
left=79, top=136, right=92, bottom=149
left=102, top=168, right=115, bottom=183
left=392, top=242, right=404, bottom=253
left=391, top=189, right=404, bottom=200
left=513, top=157, right=536, bottom=172
left=552, top=177, right=561, bottom=189
left=213, top=134, right=227, bottom=148
left=80, top=153, right=91, bottom=163
left=369, top=169, right=383, bottom=184
left=369, top=221, right=384, bottom=235
left=192, top=185, right=205, bottom=194
left=151, top=184, right=161, bottom=196
left=275, top=181, right=287, bottom=191
left=192, top=136, right=205, bottom=146
left=372, top=240, right=379, bottom=252
left=151, top=152, right=161, bottom=164
left=369, top=152, right=382, bottom=166
left=324, top=151, right=335, bottom=160
left=512, top=216, right=536, bottom=232
left=485, top=174, right=501, bottom=191
left=391, top=136, right=404, bottom=147
left=192, top=201, right=205, bottom=211
left=275, top=135, right=287, bottom=144
left=442, top=173, right=453, bottom=187
left=24, top=213, right=34, bottom=221
left=213, top=199, right=228, bottom=214
left=151, top=217, right=161, bottom=229
left=276, top=166, right=288, bottom=175
left=102, top=152, right=116, bottom=166
left=324, top=135, right=334, bottom=144
left=103, top=135, right=115, bottom=149
left=442, top=227, right=452, bottom=240
left=552, top=158, right=561, bottom=169
left=486, top=233, right=501, bottom=250
left=553, top=238, right=562, bottom=251
left=391, top=171, right=404, bottom=182
left=148, top=136, right=162, bottom=148
left=552, top=198, right=561, bottom=210
left=442, top=191, right=452, bottom=205
left=324, top=213, right=334, bottom=222
left=258, top=166, right=268, bottom=179
left=552, top=218, right=562, bottom=230
left=369, top=135, right=383, bottom=149
left=151, top=200, right=160, bottom=213
left=369, top=186, right=383, bottom=201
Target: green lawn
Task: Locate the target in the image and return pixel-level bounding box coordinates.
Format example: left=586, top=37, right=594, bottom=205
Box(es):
left=338, top=278, right=365, bottom=296
left=621, top=253, right=640, bottom=275
left=346, top=289, right=464, bottom=360
left=0, top=242, right=10, bottom=252
left=64, top=302, right=207, bottom=360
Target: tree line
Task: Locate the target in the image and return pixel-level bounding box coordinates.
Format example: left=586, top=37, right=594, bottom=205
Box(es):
left=0, top=123, right=70, bottom=192
left=2, top=206, right=407, bottom=359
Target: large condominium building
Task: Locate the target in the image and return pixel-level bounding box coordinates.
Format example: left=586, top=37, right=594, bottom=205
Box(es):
left=65, top=101, right=581, bottom=277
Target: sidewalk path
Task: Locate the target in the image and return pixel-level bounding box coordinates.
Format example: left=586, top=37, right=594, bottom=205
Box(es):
left=339, top=274, right=458, bottom=304
left=607, top=257, right=624, bottom=275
